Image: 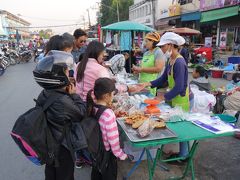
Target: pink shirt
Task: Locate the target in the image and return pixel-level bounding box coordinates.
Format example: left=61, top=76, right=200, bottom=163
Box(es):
left=75, top=58, right=128, bottom=101
left=98, top=108, right=127, bottom=160
left=75, top=58, right=110, bottom=101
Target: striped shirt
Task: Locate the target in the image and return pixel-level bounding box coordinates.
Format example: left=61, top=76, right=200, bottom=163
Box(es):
left=98, top=108, right=127, bottom=160
left=109, top=54, right=126, bottom=75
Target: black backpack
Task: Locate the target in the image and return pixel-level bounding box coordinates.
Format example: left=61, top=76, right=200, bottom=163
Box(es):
left=80, top=105, right=110, bottom=173
left=11, top=92, right=66, bottom=166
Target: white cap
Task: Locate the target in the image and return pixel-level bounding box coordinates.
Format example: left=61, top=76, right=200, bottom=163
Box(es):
left=157, top=32, right=185, bottom=46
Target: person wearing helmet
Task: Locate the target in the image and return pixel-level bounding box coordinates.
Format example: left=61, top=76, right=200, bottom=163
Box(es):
left=132, top=32, right=166, bottom=95
left=33, top=50, right=87, bottom=180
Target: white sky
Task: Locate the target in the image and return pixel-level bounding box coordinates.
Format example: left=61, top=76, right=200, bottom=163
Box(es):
left=0, top=0, right=100, bottom=34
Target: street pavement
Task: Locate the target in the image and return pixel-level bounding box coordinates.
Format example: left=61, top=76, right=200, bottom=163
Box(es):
left=0, top=61, right=240, bottom=180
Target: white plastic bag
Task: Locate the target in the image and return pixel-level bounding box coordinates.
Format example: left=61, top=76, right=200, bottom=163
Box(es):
left=137, top=119, right=154, bottom=138
left=191, top=86, right=216, bottom=113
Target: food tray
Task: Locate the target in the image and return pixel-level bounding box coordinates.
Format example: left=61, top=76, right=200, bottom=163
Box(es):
left=117, top=118, right=177, bottom=143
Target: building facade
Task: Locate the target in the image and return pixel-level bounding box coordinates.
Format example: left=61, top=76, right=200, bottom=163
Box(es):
left=0, top=10, right=31, bottom=40
left=129, top=0, right=154, bottom=27
left=199, top=0, right=240, bottom=49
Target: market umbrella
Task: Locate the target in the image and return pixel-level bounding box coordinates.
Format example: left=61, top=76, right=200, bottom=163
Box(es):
left=101, top=21, right=155, bottom=32
left=165, top=27, right=201, bottom=35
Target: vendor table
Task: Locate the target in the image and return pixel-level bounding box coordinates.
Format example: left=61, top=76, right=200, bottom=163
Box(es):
left=119, top=120, right=234, bottom=180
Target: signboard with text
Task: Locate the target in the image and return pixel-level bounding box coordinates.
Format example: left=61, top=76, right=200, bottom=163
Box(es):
left=169, top=4, right=181, bottom=16
left=200, top=0, right=240, bottom=11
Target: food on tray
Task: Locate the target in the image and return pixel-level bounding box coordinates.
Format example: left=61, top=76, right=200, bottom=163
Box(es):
left=115, top=110, right=128, bottom=118
left=132, top=119, right=145, bottom=129
left=137, top=119, right=155, bottom=138
left=153, top=120, right=166, bottom=128
left=125, top=113, right=148, bottom=123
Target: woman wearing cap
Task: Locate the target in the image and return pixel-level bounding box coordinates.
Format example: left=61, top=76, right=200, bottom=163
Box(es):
left=141, top=32, right=190, bottom=159
left=132, top=32, right=166, bottom=95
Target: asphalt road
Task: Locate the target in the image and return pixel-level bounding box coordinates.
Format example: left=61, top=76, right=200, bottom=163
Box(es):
left=1, top=61, right=240, bottom=180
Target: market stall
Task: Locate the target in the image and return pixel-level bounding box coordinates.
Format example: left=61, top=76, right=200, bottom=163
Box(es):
left=112, top=75, right=237, bottom=180
left=101, top=21, right=155, bottom=73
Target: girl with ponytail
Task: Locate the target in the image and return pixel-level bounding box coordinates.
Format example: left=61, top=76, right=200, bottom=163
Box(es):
left=87, top=78, right=127, bottom=180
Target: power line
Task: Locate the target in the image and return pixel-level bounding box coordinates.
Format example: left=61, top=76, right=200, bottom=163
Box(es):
left=4, top=23, right=85, bottom=29
left=19, top=15, right=81, bottom=22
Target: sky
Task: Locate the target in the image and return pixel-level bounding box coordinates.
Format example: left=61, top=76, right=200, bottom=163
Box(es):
left=0, top=0, right=100, bottom=34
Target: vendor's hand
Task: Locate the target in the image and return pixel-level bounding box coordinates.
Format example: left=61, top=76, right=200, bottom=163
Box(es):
left=155, top=94, right=165, bottom=102
left=132, top=65, right=142, bottom=74
left=128, top=83, right=147, bottom=93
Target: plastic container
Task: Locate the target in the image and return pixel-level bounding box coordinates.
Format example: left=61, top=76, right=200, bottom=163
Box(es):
left=211, top=70, right=224, bottom=78
left=215, top=114, right=237, bottom=123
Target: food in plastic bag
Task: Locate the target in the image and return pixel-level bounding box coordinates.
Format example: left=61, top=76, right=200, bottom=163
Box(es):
left=137, top=119, right=155, bottom=138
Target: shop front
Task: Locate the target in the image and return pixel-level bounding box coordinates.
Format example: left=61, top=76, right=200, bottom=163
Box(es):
left=200, top=0, right=240, bottom=48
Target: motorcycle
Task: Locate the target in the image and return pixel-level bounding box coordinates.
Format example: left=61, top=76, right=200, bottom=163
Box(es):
left=1, top=47, right=17, bottom=65
left=18, top=47, right=32, bottom=63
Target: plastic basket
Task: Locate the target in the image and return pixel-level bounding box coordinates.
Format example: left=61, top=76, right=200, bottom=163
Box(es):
left=215, top=114, right=237, bottom=123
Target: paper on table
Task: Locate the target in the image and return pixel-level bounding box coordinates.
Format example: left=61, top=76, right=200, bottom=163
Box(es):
left=192, top=116, right=236, bottom=134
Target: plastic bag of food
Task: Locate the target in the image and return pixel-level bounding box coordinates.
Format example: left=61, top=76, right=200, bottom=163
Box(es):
left=137, top=119, right=154, bottom=138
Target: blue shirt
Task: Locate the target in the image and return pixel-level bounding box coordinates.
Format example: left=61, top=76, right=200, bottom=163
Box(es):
left=71, top=46, right=87, bottom=63
left=151, top=57, right=188, bottom=101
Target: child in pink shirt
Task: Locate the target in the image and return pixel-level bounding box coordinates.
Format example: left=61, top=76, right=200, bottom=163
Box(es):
left=87, top=77, right=127, bottom=180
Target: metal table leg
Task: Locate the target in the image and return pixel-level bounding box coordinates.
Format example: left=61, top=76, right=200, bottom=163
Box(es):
left=123, top=148, right=146, bottom=180
left=149, top=141, right=199, bottom=180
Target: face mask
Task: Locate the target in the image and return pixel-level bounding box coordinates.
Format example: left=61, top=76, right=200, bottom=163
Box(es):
left=165, top=50, right=172, bottom=59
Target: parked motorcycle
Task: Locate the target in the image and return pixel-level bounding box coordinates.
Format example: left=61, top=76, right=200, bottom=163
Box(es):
left=1, top=47, right=17, bottom=65
left=18, top=47, right=32, bottom=63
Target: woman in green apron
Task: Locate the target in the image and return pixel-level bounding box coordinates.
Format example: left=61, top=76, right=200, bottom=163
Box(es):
left=132, top=32, right=165, bottom=95
left=141, top=32, right=190, bottom=160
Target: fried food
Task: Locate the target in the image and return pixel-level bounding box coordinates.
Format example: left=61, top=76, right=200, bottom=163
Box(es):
left=125, top=118, right=134, bottom=125
left=153, top=120, right=166, bottom=128
left=132, top=120, right=145, bottom=129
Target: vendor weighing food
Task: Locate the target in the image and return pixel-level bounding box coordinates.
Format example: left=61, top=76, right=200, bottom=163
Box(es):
left=132, top=32, right=166, bottom=95
left=141, top=32, right=190, bottom=112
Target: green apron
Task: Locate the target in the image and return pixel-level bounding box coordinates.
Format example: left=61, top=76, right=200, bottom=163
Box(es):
left=168, top=55, right=190, bottom=112
left=139, top=49, right=158, bottom=95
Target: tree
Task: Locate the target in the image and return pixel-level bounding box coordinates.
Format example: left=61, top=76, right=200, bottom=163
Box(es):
left=100, top=0, right=134, bottom=26
left=38, top=29, right=53, bottom=39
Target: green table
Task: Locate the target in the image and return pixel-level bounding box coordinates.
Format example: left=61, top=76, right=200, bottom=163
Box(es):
left=121, top=121, right=234, bottom=180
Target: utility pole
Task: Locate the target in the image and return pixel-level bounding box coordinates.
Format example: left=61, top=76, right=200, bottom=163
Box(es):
left=151, top=0, right=156, bottom=29
left=116, top=0, right=120, bottom=22
left=87, top=9, right=91, bottom=28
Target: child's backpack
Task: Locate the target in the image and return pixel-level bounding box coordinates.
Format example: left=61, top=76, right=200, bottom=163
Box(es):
left=11, top=92, right=66, bottom=166
left=80, top=105, right=111, bottom=173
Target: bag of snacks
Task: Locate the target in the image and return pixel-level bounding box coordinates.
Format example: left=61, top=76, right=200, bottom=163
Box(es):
left=137, top=119, right=154, bottom=138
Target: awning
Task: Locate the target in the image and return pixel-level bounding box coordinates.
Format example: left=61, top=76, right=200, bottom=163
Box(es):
left=156, top=16, right=180, bottom=27
left=201, top=6, right=239, bottom=23
left=181, top=12, right=201, bottom=21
